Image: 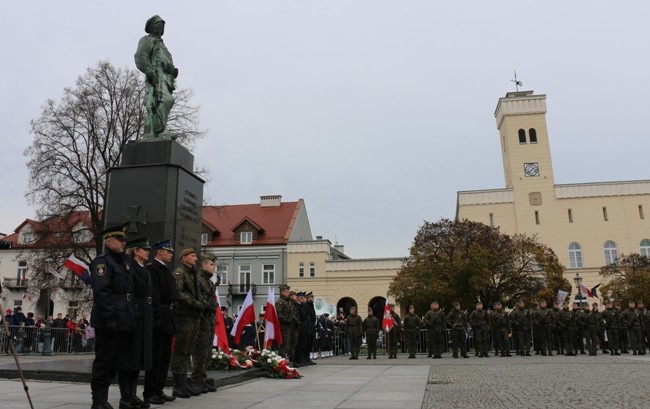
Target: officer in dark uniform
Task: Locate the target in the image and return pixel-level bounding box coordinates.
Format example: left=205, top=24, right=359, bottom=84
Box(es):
left=117, top=237, right=153, bottom=409
left=143, top=239, right=177, bottom=405
left=346, top=305, right=364, bottom=360
left=305, top=293, right=317, bottom=365
left=90, top=225, right=137, bottom=409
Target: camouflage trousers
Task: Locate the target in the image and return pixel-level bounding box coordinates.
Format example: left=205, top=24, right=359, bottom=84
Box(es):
left=278, top=324, right=292, bottom=358
left=192, top=315, right=216, bottom=383
left=170, top=316, right=201, bottom=375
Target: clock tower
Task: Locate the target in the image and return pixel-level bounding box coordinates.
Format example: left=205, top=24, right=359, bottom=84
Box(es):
left=495, top=91, right=555, bottom=190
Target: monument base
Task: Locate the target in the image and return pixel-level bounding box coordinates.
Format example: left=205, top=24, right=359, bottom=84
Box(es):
left=103, top=139, right=204, bottom=263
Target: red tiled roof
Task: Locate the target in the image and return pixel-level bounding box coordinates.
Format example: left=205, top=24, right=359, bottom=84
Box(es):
left=4, top=211, right=96, bottom=249
left=202, top=200, right=303, bottom=246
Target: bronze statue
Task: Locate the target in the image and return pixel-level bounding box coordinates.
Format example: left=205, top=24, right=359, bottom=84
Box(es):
left=134, top=15, right=178, bottom=139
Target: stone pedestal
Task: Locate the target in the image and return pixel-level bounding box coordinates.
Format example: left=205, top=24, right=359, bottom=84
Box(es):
left=103, top=140, right=204, bottom=264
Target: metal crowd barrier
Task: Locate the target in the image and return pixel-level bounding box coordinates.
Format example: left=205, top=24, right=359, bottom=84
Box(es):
left=0, top=325, right=95, bottom=355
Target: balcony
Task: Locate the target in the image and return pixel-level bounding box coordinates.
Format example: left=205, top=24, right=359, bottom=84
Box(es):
left=227, top=283, right=257, bottom=296
left=2, top=278, right=28, bottom=290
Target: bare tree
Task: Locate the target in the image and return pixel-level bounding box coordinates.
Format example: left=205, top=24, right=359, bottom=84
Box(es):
left=24, top=60, right=204, bottom=255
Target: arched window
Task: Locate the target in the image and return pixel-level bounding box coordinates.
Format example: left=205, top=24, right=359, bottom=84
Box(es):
left=518, top=129, right=526, bottom=144
left=640, top=239, right=650, bottom=257
left=309, top=262, right=316, bottom=277
left=604, top=241, right=618, bottom=265
left=298, top=262, right=304, bottom=277
left=529, top=128, right=538, bottom=143
left=568, top=242, right=583, bottom=268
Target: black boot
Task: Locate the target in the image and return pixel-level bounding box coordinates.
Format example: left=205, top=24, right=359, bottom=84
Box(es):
left=129, top=375, right=149, bottom=409
left=172, top=374, right=191, bottom=399
left=184, top=377, right=202, bottom=396
left=118, top=374, right=138, bottom=409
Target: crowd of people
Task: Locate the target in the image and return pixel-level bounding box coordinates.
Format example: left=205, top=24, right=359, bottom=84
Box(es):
left=1, top=308, right=94, bottom=354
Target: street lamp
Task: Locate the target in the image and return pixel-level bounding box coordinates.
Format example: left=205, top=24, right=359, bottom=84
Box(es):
left=42, top=257, right=54, bottom=356
left=573, top=273, right=585, bottom=308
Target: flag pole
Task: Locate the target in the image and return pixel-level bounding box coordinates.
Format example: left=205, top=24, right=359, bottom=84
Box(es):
left=255, top=320, right=262, bottom=351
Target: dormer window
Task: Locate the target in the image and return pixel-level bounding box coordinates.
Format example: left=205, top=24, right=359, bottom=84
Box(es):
left=240, top=231, right=253, bottom=244
left=21, top=232, right=35, bottom=244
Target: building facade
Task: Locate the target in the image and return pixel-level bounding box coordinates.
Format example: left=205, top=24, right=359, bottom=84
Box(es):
left=457, top=91, right=650, bottom=294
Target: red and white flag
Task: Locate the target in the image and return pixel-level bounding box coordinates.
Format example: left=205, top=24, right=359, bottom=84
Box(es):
left=579, top=283, right=593, bottom=298
left=264, top=287, right=282, bottom=348
left=213, top=292, right=231, bottom=354
left=231, top=288, right=256, bottom=345
left=63, top=254, right=88, bottom=274
left=382, top=298, right=394, bottom=333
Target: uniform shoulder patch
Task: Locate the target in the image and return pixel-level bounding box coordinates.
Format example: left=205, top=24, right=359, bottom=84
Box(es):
left=95, top=264, right=106, bottom=277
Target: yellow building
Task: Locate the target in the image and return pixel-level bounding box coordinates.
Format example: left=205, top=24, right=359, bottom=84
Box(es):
left=457, top=91, right=650, bottom=295
left=287, top=239, right=403, bottom=317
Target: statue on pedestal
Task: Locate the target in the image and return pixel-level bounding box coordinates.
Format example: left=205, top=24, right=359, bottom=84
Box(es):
left=134, top=15, right=179, bottom=139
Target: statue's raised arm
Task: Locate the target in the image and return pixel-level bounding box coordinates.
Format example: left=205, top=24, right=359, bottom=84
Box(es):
left=134, top=15, right=179, bottom=139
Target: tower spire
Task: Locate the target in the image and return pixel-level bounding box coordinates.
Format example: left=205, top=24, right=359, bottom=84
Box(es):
left=511, top=70, right=523, bottom=91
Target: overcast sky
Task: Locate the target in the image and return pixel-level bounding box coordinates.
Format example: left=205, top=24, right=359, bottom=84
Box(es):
left=1, top=1, right=649, bottom=258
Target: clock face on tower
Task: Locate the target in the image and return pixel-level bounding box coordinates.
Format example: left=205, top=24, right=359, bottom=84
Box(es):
left=524, top=162, right=540, bottom=177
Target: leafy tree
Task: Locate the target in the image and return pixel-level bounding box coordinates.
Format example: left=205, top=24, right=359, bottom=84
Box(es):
left=388, top=219, right=571, bottom=313
left=600, top=253, right=650, bottom=303
left=23, top=61, right=204, bottom=314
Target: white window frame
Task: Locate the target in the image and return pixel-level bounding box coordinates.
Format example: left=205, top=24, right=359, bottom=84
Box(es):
left=604, top=241, right=618, bottom=265
left=240, top=231, right=253, bottom=244
left=309, top=262, right=315, bottom=277
left=217, top=264, right=228, bottom=285
left=298, top=262, right=304, bottom=277
left=239, top=264, right=251, bottom=292
left=568, top=242, right=583, bottom=268
left=640, top=239, right=650, bottom=257
left=17, top=260, right=27, bottom=284
left=262, top=264, right=275, bottom=284
left=201, top=233, right=209, bottom=245
left=21, top=232, right=35, bottom=244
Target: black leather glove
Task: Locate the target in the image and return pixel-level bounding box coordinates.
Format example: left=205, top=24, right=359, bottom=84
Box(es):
left=105, top=320, right=117, bottom=336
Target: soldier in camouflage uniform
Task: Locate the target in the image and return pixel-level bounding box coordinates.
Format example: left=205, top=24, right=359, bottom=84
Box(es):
left=362, top=308, right=379, bottom=359
left=403, top=305, right=421, bottom=358
left=533, top=300, right=555, bottom=356
left=346, top=306, right=364, bottom=360
left=469, top=302, right=490, bottom=358
left=275, top=285, right=295, bottom=359
left=190, top=254, right=219, bottom=393
left=423, top=302, right=445, bottom=358
left=490, top=302, right=511, bottom=357
left=552, top=302, right=564, bottom=354
left=509, top=300, right=531, bottom=356
left=591, top=302, right=606, bottom=353
left=601, top=300, right=620, bottom=355
left=621, top=300, right=643, bottom=355
left=638, top=301, right=649, bottom=354
left=557, top=301, right=575, bottom=356
left=387, top=304, right=401, bottom=359
left=446, top=302, right=469, bottom=358
left=170, top=249, right=204, bottom=398
left=577, top=303, right=598, bottom=355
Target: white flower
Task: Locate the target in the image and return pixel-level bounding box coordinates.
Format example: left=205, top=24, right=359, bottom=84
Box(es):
left=267, top=358, right=272, bottom=363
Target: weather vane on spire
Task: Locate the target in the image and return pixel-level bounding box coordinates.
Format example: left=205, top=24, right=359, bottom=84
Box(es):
left=511, top=70, right=523, bottom=91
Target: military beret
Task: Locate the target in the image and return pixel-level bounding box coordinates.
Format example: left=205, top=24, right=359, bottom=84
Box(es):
left=102, top=225, right=126, bottom=240
left=145, top=15, right=165, bottom=33
left=179, top=248, right=196, bottom=258
left=126, top=237, right=151, bottom=250
left=151, top=239, right=174, bottom=252
left=297, top=292, right=306, bottom=297
left=201, top=253, right=217, bottom=262
left=278, top=284, right=290, bottom=291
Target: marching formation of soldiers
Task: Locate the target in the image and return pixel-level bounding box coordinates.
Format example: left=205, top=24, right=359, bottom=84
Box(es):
left=386, top=299, right=650, bottom=359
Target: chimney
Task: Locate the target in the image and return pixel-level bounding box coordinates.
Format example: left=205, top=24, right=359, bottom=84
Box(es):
left=315, top=235, right=323, bottom=240
left=260, top=195, right=282, bottom=207
left=334, top=244, right=345, bottom=254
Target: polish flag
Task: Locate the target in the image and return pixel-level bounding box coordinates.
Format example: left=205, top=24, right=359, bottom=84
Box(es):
left=64, top=254, right=91, bottom=285
left=579, top=283, right=593, bottom=298
left=264, top=287, right=282, bottom=348
left=382, top=298, right=394, bottom=333
left=231, top=289, right=256, bottom=345
left=63, top=254, right=88, bottom=275
left=211, top=276, right=230, bottom=354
